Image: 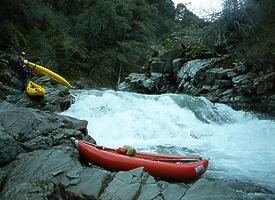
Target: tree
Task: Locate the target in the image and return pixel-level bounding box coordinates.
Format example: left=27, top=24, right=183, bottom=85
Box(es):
left=0, top=0, right=180, bottom=87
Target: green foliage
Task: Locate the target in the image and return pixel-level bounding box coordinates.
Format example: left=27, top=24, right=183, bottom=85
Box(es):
left=146, top=0, right=175, bottom=19
left=197, top=0, right=275, bottom=66
left=0, top=0, right=182, bottom=87
left=213, top=0, right=274, bottom=39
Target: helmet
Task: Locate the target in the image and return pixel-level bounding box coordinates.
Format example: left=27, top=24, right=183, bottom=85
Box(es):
left=21, top=51, right=26, bottom=55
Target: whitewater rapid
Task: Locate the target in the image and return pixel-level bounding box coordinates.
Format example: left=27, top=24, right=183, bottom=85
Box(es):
left=62, top=90, right=275, bottom=190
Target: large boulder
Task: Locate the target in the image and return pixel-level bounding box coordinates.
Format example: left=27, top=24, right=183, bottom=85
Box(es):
left=5, top=76, right=75, bottom=112
left=0, top=54, right=75, bottom=113
left=182, top=179, right=241, bottom=200
left=177, top=58, right=218, bottom=92
left=100, top=168, right=189, bottom=200
left=118, top=73, right=169, bottom=94
left=0, top=101, right=88, bottom=165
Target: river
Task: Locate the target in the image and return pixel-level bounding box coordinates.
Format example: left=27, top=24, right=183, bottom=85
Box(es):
left=62, top=89, right=275, bottom=191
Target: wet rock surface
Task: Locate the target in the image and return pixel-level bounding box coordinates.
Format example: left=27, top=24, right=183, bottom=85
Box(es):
left=0, top=101, right=273, bottom=199
left=4, top=76, right=75, bottom=113
left=118, top=73, right=169, bottom=94
left=119, top=46, right=275, bottom=118
left=0, top=101, right=88, bottom=165
left=0, top=101, right=274, bottom=199
left=0, top=57, right=75, bottom=113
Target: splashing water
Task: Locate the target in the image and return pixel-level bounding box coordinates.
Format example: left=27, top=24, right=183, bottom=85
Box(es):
left=62, top=90, right=275, bottom=190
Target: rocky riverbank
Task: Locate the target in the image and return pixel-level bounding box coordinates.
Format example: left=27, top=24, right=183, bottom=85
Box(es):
left=1, top=55, right=274, bottom=199
left=1, top=101, right=274, bottom=199
left=118, top=42, right=275, bottom=119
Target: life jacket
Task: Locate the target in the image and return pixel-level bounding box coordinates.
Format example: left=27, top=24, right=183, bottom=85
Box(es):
left=17, top=56, right=29, bottom=72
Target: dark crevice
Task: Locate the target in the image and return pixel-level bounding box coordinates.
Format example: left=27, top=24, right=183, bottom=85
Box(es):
left=48, top=185, right=86, bottom=200
left=133, top=174, right=151, bottom=200
left=98, top=173, right=115, bottom=198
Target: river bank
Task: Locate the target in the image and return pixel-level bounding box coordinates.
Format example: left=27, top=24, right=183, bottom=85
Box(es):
left=117, top=44, right=275, bottom=119
left=0, top=100, right=274, bottom=200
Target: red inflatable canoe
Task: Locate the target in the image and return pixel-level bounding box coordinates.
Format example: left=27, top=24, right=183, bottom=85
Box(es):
left=74, top=139, right=208, bottom=181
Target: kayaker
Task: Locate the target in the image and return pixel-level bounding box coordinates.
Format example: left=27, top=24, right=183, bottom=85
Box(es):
left=16, top=51, right=30, bottom=91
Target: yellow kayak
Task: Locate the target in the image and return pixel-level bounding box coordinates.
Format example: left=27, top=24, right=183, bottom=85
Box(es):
left=26, top=81, right=46, bottom=96
left=27, top=62, right=72, bottom=89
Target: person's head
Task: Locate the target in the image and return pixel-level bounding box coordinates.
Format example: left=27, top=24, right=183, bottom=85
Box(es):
left=21, top=51, right=26, bottom=56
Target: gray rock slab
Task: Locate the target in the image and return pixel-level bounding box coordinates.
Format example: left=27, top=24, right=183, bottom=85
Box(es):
left=0, top=137, right=25, bottom=166
left=138, top=183, right=161, bottom=200
left=182, top=179, right=240, bottom=200
left=216, top=69, right=232, bottom=80
left=101, top=168, right=156, bottom=200
left=205, top=68, right=218, bottom=85
left=161, top=183, right=187, bottom=200
left=118, top=73, right=169, bottom=94
left=1, top=149, right=76, bottom=199
left=0, top=101, right=87, bottom=142
left=177, top=58, right=217, bottom=81
left=232, top=75, right=247, bottom=84
left=100, top=177, right=140, bottom=200
left=66, top=167, right=111, bottom=199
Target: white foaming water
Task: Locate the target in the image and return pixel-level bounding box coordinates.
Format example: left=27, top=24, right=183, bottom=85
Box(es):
left=62, top=90, right=275, bottom=190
